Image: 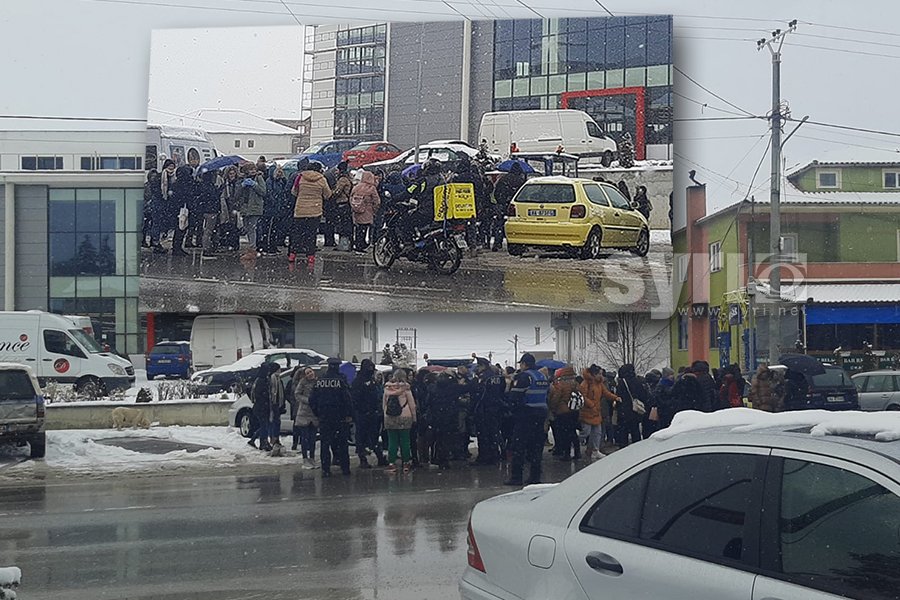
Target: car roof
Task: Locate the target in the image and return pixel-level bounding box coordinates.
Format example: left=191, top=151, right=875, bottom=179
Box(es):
left=523, top=175, right=594, bottom=185
left=250, top=348, right=326, bottom=357
left=853, top=370, right=900, bottom=376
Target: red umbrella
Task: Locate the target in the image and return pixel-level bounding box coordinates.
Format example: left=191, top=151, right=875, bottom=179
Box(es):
left=423, top=365, right=449, bottom=373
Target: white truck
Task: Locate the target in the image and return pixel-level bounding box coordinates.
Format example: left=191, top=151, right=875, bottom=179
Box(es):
left=0, top=311, right=135, bottom=397
left=478, top=109, right=618, bottom=166
left=189, top=315, right=274, bottom=371
left=146, top=124, right=217, bottom=172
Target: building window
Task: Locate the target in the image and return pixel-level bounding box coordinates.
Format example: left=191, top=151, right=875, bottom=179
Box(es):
left=780, top=233, right=798, bottom=262
left=607, top=321, right=619, bottom=343
left=247, top=140, right=255, bottom=149
left=234, top=140, right=241, bottom=148
left=709, top=241, right=722, bottom=273
left=816, top=169, right=841, bottom=189
left=677, top=254, right=689, bottom=282
left=677, top=314, right=688, bottom=350
left=709, top=316, right=719, bottom=349
left=884, top=170, right=900, bottom=189
left=21, top=156, right=64, bottom=170
left=80, top=156, right=142, bottom=171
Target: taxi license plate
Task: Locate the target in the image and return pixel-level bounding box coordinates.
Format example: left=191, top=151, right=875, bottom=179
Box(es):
left=527, top=209, right=556, bottom=217
left=827, top=395, right=844, bottom=403
left=455, top=234, right=468, bottom=249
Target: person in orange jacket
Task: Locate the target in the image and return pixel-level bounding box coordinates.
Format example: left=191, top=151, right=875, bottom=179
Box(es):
left=579, top=365, right=620, bottom=460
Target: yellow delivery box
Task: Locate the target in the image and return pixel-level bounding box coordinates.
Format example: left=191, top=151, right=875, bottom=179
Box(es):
left=433, top=183, right=477, bottom=221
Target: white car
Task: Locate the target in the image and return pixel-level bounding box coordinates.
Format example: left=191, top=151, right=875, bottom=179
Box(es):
left=461, top=409, right=900, bottom=600
left=363, top=141, right=484, bottom=171
left=192, top=348, right=327, bottom=395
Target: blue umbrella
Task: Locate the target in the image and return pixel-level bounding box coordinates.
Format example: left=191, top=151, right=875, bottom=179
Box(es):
left=198, top=155, right=248, bottom=173
left=402, top=163, right=422, bottom=179
left=339, top=361, right=357, bottom=385
left=536, top=359, right=566, bottom=371
left=497, top=159, right=536, bottom=174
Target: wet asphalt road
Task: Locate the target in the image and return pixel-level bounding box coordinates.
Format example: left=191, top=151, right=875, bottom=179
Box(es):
left=1, top=456, right=589, bottom=599
left=140, top=242, right=672, bottom=313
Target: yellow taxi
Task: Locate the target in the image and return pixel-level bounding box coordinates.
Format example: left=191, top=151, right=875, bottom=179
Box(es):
left=504, top=176, right=650, bottom=259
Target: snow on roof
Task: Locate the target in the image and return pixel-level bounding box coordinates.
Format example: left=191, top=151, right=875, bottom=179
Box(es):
left=652, top=408, right=900, bottom=443
left=785, top=148, right=900, bottom=177
left=194, top=348, right=327, bottom=376
left=149, top=109, right=299, bottom=135
left=755, top=282, right=900, bottom=304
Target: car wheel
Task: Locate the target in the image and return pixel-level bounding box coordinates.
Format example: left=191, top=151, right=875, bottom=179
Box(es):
left=30, top=432, right=46, bottom=459
left=601, top=150, right=614, bottom=167
left=631, top=228, right=650, bottom=257
left=507, top=243, right=525, bottom=256
left=581, top=228, right=602, bottom=260
left=76, top=376, right=106, bottom=399
left=887, top=404, right=900, bottom=411
left=237, top=409, right=256, bottom=438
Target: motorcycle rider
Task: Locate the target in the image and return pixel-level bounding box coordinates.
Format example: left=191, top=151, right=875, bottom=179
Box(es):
left=397, top=158, right=445, bottom=246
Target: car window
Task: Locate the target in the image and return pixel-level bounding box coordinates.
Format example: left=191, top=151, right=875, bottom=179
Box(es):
left=386, top=144, right=400, bottom=152
left=586, top=121, right=605, bottom=139
left=265, top=353, right=289, bottom=369
left=854, top=375, right=869, bottom=392
left=43, top=330, right=86, bottom=359
left=776, top=458, right=900, bottom=599
left=583, top=183, right=611, bottom=206
left=0, top=371, right=37, bottom=400
left=811, top=367, right=853, bottom=388
left=514, top=183, right=576, bottom=204
left=151, top=344, right=184, bottom=355
left=321, top=144, right=336, bottom=154
left=582, top=453, right=761, bottom=564
left=862, top=375, right=888, bottom=393
left=430, top=148, right=455, bottom=161
left=603, top=185, right=632, bottom=210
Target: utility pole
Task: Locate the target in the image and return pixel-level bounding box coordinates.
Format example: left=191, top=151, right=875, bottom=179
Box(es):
left=508, top=334, right=519, bottom=362
left=758, top=20, right=797, bottom=365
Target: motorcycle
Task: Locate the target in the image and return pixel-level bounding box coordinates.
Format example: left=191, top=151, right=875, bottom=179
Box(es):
left=372, top=202, right=467, bottom=275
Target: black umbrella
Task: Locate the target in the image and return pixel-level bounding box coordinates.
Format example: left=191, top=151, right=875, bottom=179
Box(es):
left=777, top=353, right=826, bottom=377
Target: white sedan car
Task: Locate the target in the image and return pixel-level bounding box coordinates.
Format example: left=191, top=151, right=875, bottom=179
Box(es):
left=461, top=409, right=900, bottom=600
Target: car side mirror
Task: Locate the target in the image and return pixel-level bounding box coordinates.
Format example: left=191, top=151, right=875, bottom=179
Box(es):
left=630, top=201, right=639, bottom=210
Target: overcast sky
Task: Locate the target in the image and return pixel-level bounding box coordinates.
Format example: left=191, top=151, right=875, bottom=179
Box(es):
left=376, top=313, right=553, bottom=367
left=4, top=0, right=897, bottom=210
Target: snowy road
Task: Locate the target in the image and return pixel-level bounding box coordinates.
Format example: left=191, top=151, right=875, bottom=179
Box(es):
left=0, top=429, right=588, bottom=599
left=141, top=235, right=673, bottom=313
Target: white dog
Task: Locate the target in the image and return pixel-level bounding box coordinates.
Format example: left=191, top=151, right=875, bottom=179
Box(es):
left=110, top=407, right=150, bottom=430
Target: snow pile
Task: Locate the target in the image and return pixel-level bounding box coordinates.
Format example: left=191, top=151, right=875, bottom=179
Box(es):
left=650, top=229, right=671, bottom=244
left=0, top=566, right=19, bottom=600
left=653, top=408, right=900, bottom=442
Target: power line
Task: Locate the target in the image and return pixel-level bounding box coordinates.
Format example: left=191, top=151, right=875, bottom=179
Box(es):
left=276, top=0, right=303, bottom=26
left=514, top=0, right=543, bottom=18
left=673, top=66, right=757, bottom=117
left=593, top=0, right=613, bottom=17
left=672, top=91, right=754, bottom=118
left=802, top=19, right=900, bottom=40
left=784, top=117, right=900, bottom=139
left=795, top=31, right=900, bottom=50
left=793, top=134, right=900, bottom=153
left=0, top=114, right=145, bottom=123
left=442, top=0, right=473, bottom=20
left=784, top=40, right=900, bottom=61
left=674, top=116, right=764, bottom=123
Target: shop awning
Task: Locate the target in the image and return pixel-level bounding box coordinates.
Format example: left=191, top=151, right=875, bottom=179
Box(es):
left=799, top=284, right=900, bottom=325
left=806, top=305, right=900, bottom=325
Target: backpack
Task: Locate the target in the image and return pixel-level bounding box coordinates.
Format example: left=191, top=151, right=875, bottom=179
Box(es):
left=568, top=389, right=585, bottom=412
left=386, top=394, right=407, bottom=417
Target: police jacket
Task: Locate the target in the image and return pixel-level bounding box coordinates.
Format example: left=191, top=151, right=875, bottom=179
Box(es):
left=309, top=370, right=353, bottom=424
left=473, top=369, right=507, bottom=417
left=509, top=369, right=550, bottom=414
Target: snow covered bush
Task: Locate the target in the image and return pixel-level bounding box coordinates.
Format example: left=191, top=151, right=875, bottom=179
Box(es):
left=0, top=566, right=20, bottom=599
left=154, top=380, right=202, bottom=402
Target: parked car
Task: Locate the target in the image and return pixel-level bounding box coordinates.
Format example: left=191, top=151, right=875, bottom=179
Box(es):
left=145, top=341, right=192, bottom=380
left=852, top=370, right=900, bottom=411
left=774, top=363, right=860, bottom=411
left=293, top=139, right=360, bottom=169
left=0, top=363, right=46, bottom=458
left=192, top=348, right=327, bottom=396
left=342, top=141, right=402, bottom=168
left=363, top=141, right=483, bottom=172
left=461, top=410, right=900, bottom=600
left=504, top=177, right=650, bottom=259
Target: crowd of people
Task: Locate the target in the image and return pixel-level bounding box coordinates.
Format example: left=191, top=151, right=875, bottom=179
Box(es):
left=239, top=351, right=780, bottom=484
left=142, top=151, right=654, bottom=268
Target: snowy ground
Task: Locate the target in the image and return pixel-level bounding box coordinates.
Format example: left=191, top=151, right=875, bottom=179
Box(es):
left=0, top=425, right=291, bottom=477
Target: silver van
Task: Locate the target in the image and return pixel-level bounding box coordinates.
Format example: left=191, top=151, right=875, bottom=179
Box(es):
left=0, top=363, right=46, bottom=458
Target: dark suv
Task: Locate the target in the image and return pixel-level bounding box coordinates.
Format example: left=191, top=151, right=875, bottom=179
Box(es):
left=0, top=363, right=46, bottom=458
left=782, top=364, right=859, bottom=411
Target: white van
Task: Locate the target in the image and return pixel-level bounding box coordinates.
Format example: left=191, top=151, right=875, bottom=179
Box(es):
left=190, top=315, right=273, bottom=371
left=478, top=109, right=618, bottom=165
left=0, top=311, right=135, bottom=396
left=146, top=124, right=218, bottom=172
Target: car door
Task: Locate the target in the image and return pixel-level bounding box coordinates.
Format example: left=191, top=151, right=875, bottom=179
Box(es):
left=601, top=185, right=643, bottom=246
left=564, top=448, right=766, bottom=600
left=40, top=329, right=84, bottom=381
left=855, top=374, right=890, bottom=411
left=752, top=450, right=900, bottom=600
left=582, top=183, right=616, bottom=246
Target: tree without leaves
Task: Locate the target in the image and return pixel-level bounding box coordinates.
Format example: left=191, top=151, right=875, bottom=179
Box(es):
left=578, top=313, right=668, bottom=374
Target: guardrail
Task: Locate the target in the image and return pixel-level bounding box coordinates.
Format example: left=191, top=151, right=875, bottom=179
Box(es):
left=45, top=400, right=233, bottom=430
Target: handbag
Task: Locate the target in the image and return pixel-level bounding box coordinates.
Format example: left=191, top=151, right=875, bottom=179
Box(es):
left=648, top=406, right=659, bottom=422
left=177, top=207, right=189, bottom=231
left=623, top=380, right=646, bottom=416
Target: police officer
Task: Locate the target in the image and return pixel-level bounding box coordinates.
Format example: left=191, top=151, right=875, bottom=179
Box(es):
left=504, top=353, right=550, bottom=486
left=309, top=357, right=353, bottom=477
left=471, top=358, right=506, bottom=465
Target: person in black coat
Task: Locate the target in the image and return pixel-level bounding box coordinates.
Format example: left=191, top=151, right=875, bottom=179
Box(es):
left=471, top=359, right=506, bottom=465
left=692, top=360, right=719, bottom=412
left=615, top=363, right=648, bottom=447
left=351, top=358, right=386, bottom=468
left=259, top=166, right=290, bottom=255
left=309, top=357, right=353, bottom=476
left=170, top=165, right=196, bottom=256
left=642, top=370, right=662, bottom=437
left=427, top=372, right=473, bottom=470
left=492, top=162, right=527, bottom=251
left=671, top=366, right=704, bottom=417
left=144, top=169, right=165, bottom=252
left=633, top=185, right=652, bottom=220
left=196, top=171, right=222, bottom=258
left=249, top=364, right=274, bottom=451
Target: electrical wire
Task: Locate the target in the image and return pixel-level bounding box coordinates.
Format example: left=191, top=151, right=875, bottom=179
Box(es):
left=593, top=0, right=613, bottom=17
left=672, top=91, right=755, bottom=118
left=784, top=40, right=900, bottom=61
left=0, top=115, right=145, bottom=123
left=673, top=66, right=758, bottom=117
left=674, top=116, right=764, bottom=123
left=784, top=117, right=900, bottom=139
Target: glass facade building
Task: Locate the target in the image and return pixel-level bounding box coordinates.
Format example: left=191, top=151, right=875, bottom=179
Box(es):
left=492, top=16, right=673, bottom=152
left=333, top=24, right=388, bottom=141
left=47, top=187, right=142, bottom=354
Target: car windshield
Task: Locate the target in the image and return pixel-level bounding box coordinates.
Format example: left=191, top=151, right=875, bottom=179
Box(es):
left=812, top=367, right=854, bottom=388
left=302, top=142, right=328, bottom=154
left=151, top=344, right=184, bottom=355
left=0, top=370, right=36, bottom=400
left=349, top=143, right=373, bottom=152
left=514, top=183, right=576, bottom=203
left=69, top=329, right=103, bottom=353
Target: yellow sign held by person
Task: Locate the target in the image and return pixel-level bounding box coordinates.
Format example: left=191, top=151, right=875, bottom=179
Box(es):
left=434, top=183, right=476, bottom=221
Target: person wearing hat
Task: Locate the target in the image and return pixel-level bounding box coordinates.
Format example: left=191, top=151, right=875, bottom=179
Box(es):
left=471, top=358, right=506, bottom=465
left=504, top=353, right=550, bottom=486
left=309, top=356, right=353, bottom=477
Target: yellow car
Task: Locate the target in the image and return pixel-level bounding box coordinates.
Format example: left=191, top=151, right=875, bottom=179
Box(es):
left=504, top=176, right=650, bottom=259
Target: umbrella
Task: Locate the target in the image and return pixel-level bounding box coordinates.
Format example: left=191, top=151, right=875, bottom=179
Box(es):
left=423, top=365, right=449, bottom=373
left=339, top=361, right=357, bottom=385
left=198, top=155, right=248, bottom=173
left=497, top=159, right=536, bottom=174
left=402, top=163, right=422, bottom=179
left=536, top=359, right=566, bottom=371
left=777, top=353, right=826, bottom=377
